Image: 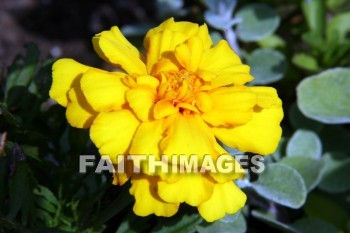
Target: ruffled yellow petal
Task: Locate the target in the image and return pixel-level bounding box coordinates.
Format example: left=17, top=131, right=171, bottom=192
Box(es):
left=80, top=69, right=129, bottom=112
left=66, top=87, right=97, bottom=128
left=213, top=96, right=283, bottom=155
left=211, top=66, right=254, bottom=87
left=158, top=173, right=214, bottom=206
left=197, top=24, right=213, bottom=50
left=175, top=36, right=203, bottom=72
left=144, top=18, right=199, bottom=73
left=201, top=86, right=256, bottom=127
left=160, top=113, right=218, bottom=161
left=90, top=110, right=140, bottom=163
left=130, top=175, right=179, bottom=217
left=199, top=40, right=241, bottom=73
left=126, top=86, right=156, bottom=121
left=198, top=182, right=247, bottom=222
left=93, top=26, right=147, bottom=75
left=154, top=100, right=179, bottom=120
left=50, top=59, right=91, bottom=106
left=197, top=41, right=253, bottom=86
left=129, top=119, right=164, bottom=157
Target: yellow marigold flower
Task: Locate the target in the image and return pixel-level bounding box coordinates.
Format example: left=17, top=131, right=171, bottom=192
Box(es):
left=49, top=18, right=283, bottom=222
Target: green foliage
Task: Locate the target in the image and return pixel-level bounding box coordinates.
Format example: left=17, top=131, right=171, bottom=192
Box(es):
left=1, top=0, right=350, bottom=232
left=247, top=48, right=287, bottom=84
left=235, top=3, right=280, bottom=42
left=297, top=68, right=350, bottom=124
left=252, top=163, right=307, bottom=208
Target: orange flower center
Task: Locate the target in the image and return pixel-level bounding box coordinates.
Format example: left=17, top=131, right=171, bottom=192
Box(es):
left=157, top=70, right=206, bottom=105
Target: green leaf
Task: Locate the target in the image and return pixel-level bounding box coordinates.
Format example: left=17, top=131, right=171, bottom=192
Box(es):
left=251, top=210, right=298, bottom=233
left=302, top=0, right=326, bottom=37
left=318, top=152, right=350, bottom=193
left=280, top=157, right=324, bottom=191
left=258, top=34, right=286, bottom=48
left=153, top=213, right=202, bottom=233
left=247, top=48, right=287, bottom=84
left=326, top=12, right=350, bottom=44
left=252, top=163, right=307, bottom=208
left=293, top=218, right=337, bottom=233
left=292, top=53, right=320, bottom=72
left=304, top=193, right=349, bottom=231
left=286, top=129, right=322, bottom=159
left=288, top=103, right=323, bottom=133
left=196, top=212, right=246, bottom=233
left=235, top=3, right=280, bottom=42
left=116, top=212, right=151, bottom=233
left=210, top=32, right=224, bottom=45
left=297, top=68, right=350, bottom=124
left=327, top=0, right=350, bottom=13
left=5, top=43, right=40, bottom=101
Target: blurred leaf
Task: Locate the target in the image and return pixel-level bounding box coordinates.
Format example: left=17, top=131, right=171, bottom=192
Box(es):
left=5, top=44, right=39, bottom=104
left=0, top=157, right=7, bottom=211
left=258, top=34, right=285, bottom=48
left=318, top=152, right=350, bottom=193
left=116, top=213, right=151, bottom=233
left=327, top=12, right=350, bottom=44
left=251, top=210, right=298, bottom=233
left=247, top=48, right=287, bottom=84
left=0, top=102, right=22, bottom=127
left=301, top=0, right=326, bottom=37
left=204, top=12, right=241, bottom=30
left=88, top=183, right=133, bottom=229
left=297, top=68, right=350, bottom=124
left=153, top=213, right=202, bottom=233
left=252, top=163, right=307, bottom=208
left=304, top=192, right=349, bottom=231
left=121, top=23, right=155, bottom=37
left=327, top=0, right=350, bottom=12
left=292, top=218, right=337, bottom=233
left=156, top=0, right=187, bottom=19
left=286, top=129, right=322, bottom=159
left=210, top=32, right=223, bottom=45
left=280, top=157, right=324, bottom=191
left=272, top=137, right=287, bottom=161
left=21, top=145, right=40, bottom=161
left=196, top=212, right=246, bottom=233
left=292, top=53, right=320, bottom=72
left=235, top=3, right=280, bottom=42
left=288, top=103, right=323, bottom=133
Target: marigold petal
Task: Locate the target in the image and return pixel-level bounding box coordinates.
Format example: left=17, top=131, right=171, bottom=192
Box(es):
left=129, top=119, right=164, bottom=157
left=80, top=70, right=129, bottom=112
left=93, top=26, right=147, bottom=75
left=50, top=59, right=91, bottom=106
left=175, top=36, right=203, bottom=72
left=145, top=18, right=199, bottom=73
left=153, top=100, right=179, bottom=119
left=199, top=40, right=241, bottom=74
left=195, top=92, right=213, bottom=113
left=160, top=113, right=218, bottom=161
left=213, top=97, right=283, bottom=155
left=126, top=86, right=156, bottom=121
left=209, top=147, right=245, bottom=183
left=158, top=174, right=214, bottom=206
left=130, top=175, right=179, bottom=217
left=198, top=182, right=247, bottom=222
left=197, top=24, right=213, bottom=50
left=202, top=86, right=256, bottom=127
left=90, top=110, right=140, bottom=163
left=66, top=87, right=97, bottom=128
left=136, top=75, right=160, bottom=89
left=250, top=86, right=279, bottom=109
